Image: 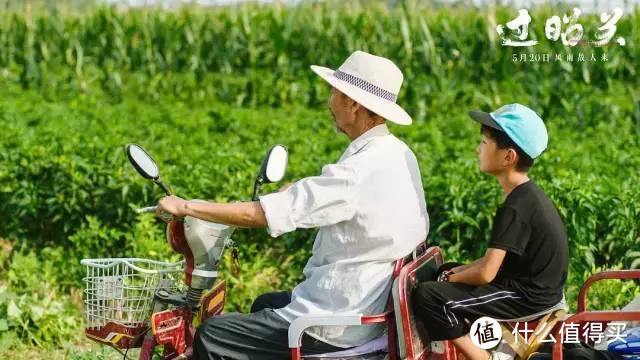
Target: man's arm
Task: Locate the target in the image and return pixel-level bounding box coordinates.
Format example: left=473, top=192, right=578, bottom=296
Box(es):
left=156, top=182, right=297, bottom=228
left=157, top=162, right=356, bottom=238
left=184, top=200, right=267, bottom=228
left=156, top=195, right=267, bottom=228
left=448, top=248, right=506, bottom=286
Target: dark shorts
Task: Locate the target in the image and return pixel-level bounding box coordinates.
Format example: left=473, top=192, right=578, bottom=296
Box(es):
left=193, top=291, right=344, bottom=360
left=411, top=262, right=552, bottom=341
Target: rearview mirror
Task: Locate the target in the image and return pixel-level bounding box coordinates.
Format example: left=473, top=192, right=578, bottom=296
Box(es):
left=252, top=145, right=288, bottom=201
left=126, top=144, right=172, bottom=195
left=262, top=145, right=288, bottom=183
left=127, top=144, right=159, bottom=179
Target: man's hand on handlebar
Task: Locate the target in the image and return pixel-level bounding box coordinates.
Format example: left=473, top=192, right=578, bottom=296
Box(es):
left=157, top=195, right=188, bottom=220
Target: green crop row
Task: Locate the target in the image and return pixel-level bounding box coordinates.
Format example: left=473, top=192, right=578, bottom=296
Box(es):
left=0, top=2, right=638, bottom=115
left=1, top=73, right=638, bottom=285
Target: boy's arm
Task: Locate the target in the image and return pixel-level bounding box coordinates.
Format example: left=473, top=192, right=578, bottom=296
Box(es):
left=448, top=248, right=507, bottom=286
left=450, top=258, right=483, bottom=273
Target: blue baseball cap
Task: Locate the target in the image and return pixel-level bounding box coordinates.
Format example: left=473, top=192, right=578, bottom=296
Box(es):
left=469, top=103, right=548, bottom=159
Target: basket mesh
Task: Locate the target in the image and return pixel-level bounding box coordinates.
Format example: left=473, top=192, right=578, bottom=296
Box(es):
left=81, top=258, right=184, bottom=329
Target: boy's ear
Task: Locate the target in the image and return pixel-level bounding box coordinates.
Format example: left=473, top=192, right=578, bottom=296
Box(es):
left=504, top=148, right=518, bottom=168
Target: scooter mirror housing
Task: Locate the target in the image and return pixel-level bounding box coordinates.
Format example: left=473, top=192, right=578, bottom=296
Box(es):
left=126, top=143, right=172, bottom=195
left=262, top=144, right=288, bottom=183
left=252, top=144, right=288, bottom=201
left=127, top=144, right=159, bottom=179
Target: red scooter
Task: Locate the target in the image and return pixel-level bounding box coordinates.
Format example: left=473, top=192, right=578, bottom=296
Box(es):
left=81, top=143, right=288, bottom=359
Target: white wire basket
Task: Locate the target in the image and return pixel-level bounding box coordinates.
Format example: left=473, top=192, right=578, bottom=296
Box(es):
left=81, top=258, right=184, bottom=330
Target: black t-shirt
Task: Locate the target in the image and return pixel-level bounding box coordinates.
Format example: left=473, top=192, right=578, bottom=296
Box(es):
left=489, top=181, right=569, bottom=306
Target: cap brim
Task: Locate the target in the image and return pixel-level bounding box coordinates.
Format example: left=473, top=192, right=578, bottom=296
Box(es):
left=468, top=111, right=503, bottom=131
left=310, top=65, right=412, bottom=125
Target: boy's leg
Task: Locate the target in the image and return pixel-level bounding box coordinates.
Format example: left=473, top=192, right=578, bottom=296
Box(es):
left=412, top=281, right=546, bottom=359
left=412, top=281, right=543, bottom=340
left=451, top=334, right=491, bottom=360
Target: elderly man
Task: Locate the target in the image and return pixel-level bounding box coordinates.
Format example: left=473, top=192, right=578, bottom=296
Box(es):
left=157, top=50, right=429, bottom=360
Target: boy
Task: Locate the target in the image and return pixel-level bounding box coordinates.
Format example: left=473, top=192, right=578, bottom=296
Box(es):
left=412, top=104, right=569, bottom=360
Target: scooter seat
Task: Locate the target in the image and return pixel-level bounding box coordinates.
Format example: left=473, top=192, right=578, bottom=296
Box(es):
left=303, top=334, right=388, bottom=359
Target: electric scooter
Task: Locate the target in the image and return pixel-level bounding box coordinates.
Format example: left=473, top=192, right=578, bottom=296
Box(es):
left=81, top=143, right=288, bottom=359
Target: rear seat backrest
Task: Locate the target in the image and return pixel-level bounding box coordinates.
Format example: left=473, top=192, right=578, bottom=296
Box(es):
left=392, top=247, right=442, bottom=359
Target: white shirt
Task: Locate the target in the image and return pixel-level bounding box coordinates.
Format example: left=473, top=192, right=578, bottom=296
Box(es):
left=259, top=123, right=429, bottom=348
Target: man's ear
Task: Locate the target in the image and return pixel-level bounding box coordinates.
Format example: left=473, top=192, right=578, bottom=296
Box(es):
left=350, top=100, right=360, bottom=115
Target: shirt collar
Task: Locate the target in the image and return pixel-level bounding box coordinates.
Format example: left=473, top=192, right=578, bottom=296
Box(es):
left=339, top=123, right=390, bottom=161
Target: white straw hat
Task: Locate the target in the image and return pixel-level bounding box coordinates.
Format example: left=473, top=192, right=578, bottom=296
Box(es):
left=311, top=50, right=412, bottom=125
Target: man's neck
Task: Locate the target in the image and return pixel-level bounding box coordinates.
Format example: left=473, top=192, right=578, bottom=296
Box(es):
left=346, top=119, right=386, bottom=141
left=495, top=170, right=530, bottom=200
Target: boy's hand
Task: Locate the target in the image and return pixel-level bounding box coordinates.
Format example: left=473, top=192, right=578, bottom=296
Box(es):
left=438, top=270, right=453, bottom=282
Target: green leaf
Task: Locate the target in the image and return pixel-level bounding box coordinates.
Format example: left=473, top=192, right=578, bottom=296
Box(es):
left=6, top=301, right=21, bottom=320
left=30, top=305, right=45, bottom=321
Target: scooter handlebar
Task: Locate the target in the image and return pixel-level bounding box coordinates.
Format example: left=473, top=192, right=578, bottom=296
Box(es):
left=136, top=206, right=158, bottom=214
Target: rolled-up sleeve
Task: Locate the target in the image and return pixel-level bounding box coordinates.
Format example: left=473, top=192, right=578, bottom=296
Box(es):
left=258, top=163, right=357, bottom=237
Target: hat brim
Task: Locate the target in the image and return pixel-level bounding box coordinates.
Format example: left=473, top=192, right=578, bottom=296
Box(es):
left=310, top=65, right=412, bottom=125
left=468, top=111, right=503, bottom=131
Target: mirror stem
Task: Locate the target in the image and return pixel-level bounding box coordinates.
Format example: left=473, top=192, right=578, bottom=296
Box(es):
left=155, top=179, right=172, bottom=196
left=251, top=178, right=263, bottom=202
